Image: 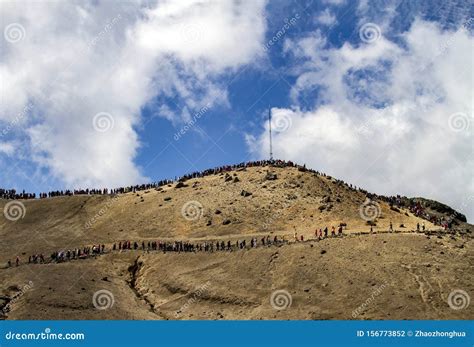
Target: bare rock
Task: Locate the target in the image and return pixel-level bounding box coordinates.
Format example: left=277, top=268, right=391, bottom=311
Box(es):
left=241, top=190, right=252, bottom=197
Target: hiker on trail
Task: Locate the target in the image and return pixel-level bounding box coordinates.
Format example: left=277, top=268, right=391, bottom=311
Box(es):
left=416, top=223, right=420, bottom=232
left=338, top=226, right=343, bottom=236
left=319, top=229, right=323, bottom=239
left=324, top=227, right=328, bottom=238
left=422, top=223, right=425, bottom=231
left=389, top=222, right=393, bottom=232
left=300, top=235, right=304, bottom=242
left=15, top=256, right=20, bottom=266
left=331, top=226, right=336, bottom=237
left=294, top=232, right=298, bottom=241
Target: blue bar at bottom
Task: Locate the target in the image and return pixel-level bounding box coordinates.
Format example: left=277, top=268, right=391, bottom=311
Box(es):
left=0, top=320, right=472, bottom=347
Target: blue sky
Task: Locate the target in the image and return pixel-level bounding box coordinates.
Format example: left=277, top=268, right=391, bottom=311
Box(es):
left=0, top=0, right=473, bottom=220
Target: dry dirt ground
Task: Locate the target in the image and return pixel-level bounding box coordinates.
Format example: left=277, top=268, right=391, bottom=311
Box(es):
left=0, top=166, right=472, bottom=320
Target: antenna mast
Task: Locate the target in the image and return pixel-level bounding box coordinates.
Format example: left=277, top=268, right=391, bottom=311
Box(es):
left=268, top=107, right=273, bottom=160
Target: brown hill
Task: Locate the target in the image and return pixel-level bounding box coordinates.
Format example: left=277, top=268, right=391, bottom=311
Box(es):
left=0, top=164, right=472, bottom=320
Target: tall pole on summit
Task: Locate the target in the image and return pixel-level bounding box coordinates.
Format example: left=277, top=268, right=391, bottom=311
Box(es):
left=268, top=107, right=273, bottom=160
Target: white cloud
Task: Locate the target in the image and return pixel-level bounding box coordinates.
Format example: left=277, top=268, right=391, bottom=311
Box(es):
left=315, top=9, right=337, bottom=26
left=323, top=0, right=346, bottom=6
left=249, top=19, right=474, bottom=221
left=0, top=0, right=267, bottom=188
left=0, top=142, right=15, bottom=156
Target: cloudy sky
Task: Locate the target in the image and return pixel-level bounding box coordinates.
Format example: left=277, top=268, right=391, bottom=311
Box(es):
left=0, top=0, right=473, bottom=221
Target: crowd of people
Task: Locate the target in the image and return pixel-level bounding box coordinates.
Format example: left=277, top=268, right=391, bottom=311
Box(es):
left=0, top=160, right=301, bottom=201
left=5, top=227, right=350, bottom=268
left=1, top=159, right=462, bottom=228
left=409, top=201, right=452, bottom=229
left=5, top=220, right=455, bottom=270
left=8, top=244, right=107, bottom=267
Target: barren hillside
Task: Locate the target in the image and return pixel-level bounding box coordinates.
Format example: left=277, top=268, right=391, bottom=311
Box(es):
left=1, top=164, right=472, bottom=320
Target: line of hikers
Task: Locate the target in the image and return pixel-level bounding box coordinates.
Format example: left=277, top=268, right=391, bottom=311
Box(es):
left=308, top=225, right=344, bottom=240
left=112, top=236, right=286, bottom=253
left=5, top=226, right=351, bottom=268
left=7, top=244, right=106, bottom=267
left=0, top=159, right=301, bottom=200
